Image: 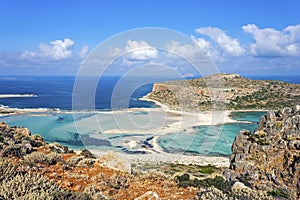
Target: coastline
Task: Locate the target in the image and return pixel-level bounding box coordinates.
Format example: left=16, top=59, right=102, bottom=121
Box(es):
left=92, top=150, right=230, bottom=168
left=139, top=96, right=170, bottom=110
left=0, top=97, right=264, bottom=168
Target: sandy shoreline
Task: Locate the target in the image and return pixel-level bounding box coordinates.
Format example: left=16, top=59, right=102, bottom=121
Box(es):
left=92, top=150, right=230, bottom=168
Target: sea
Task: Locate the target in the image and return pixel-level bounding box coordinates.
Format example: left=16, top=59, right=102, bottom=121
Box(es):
left=0, top=75, right=299, bottom=156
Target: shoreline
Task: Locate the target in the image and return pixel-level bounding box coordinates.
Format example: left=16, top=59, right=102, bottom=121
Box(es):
left=139, top=95, right=270, bottom=113
left=91, top=150, right=230, bottom=168
left=0, top=100, right=265, bottom=167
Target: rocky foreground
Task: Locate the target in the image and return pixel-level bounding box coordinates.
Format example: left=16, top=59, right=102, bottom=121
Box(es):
left=146, top=74, right=300, bottom=111
left=1, top=106, right=300, bottom=199
left=226, top=105, right=300, bottom=199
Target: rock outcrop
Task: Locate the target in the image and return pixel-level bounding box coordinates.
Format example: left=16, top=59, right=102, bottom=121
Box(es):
left=226, top=106, right=300, bottom=199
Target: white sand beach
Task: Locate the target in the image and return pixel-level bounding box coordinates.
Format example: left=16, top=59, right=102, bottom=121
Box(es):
left=92, top=150, right=230, bottom=168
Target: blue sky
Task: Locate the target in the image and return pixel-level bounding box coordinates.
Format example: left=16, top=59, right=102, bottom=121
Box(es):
left=0, top=0, right=300, bottom=75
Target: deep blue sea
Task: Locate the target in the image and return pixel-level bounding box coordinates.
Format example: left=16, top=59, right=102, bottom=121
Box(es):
left=0, top=75, right=299, bottom=110
left=0, top=75, right=299, bottom=156
left=0, top=76, right=156, bottom=110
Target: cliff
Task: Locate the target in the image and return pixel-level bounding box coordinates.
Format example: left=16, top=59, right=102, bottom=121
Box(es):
left=226, top=105, right=300, bottom=199
left=146, top=74, right=300, bottom=111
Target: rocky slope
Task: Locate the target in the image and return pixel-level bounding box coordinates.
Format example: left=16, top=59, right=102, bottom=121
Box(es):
left=146, top=74, right=300, bottom=111
left=226, top=105, right=300, bottom=199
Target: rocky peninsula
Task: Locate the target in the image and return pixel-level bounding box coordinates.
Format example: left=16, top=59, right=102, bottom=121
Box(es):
left=145, top=74, right=300, bottom=111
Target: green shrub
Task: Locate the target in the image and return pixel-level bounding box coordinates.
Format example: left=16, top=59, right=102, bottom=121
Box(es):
left=46, top=153, right=64, bottom=165
left=24, top=152, right=63, bottom=165
left=0, top=173, right=61, bottom=199
left=0, top=172, right=94, bottom=200
left=176, top=174, right=232, bottom=194
left=2, top=146, right=24, bottom=158
left=176, top=173, right=190, bottom=182
left=267, top=188, right=289, bottom=198
left=0, top=158, right=17, bottom=182
left=107, top=173, right=128, bottom=189
left=24, top=152, right=48, bottom=164
left=67, top=155, right=85, bottom=166
left=275, top=121, right=283, bottom=129
left=198, top=165, right=218, bottom=174
left=0, top=136, right=4, bottom=143
left=77, top=158, right=95, bottom=167
left=83, top=186, right=110, bottom=200
left=80, top=149, right=96, bottom=159
left=256, top=139, right=270, bottom=145
left=0, top=158, right=93, bottom=199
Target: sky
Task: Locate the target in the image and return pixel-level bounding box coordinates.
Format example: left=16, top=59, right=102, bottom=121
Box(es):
left=0, top=0, right=300, bottom=75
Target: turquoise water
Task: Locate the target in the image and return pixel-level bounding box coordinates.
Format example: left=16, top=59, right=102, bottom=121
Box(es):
left=0, top=111, right=170, bottom=153
left=0, top=111, right=266, bottom=155
left=158, top=112, right=266, bottom=156
left=0, top=75, right=297, bottom=155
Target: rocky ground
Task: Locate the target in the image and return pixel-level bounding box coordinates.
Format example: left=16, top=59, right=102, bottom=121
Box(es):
left=146, top=74, right=300, bottom=111
left=226, top=105, right=300, bottom=199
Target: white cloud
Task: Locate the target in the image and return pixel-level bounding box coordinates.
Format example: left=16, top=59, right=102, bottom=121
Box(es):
left=165, top=40, right=205, bottom=60
left=20, top=38, right=75, bottom=60
left=125, top=40, right=158, bottom=60
left=196, top=27, right=245, bottom=56
left=242, top=24, right=300, bottom=57
left=39, top=38, right=74, bottom=60
left=191, top=36, right=221, bottom=60
left=193, top=37, right=211, bottom=51
left=20, top=51, right=37, bottom=60
left=78, top=45, right=89, bottom=58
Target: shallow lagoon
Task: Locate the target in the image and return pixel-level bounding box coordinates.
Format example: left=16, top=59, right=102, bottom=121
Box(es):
left=0, top=111, right=265, bottom=156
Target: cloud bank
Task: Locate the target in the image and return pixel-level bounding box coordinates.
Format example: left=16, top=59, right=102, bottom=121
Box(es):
left=20, top=38, right=77, bottom=60
left=242, top=24, right=300, bottom=57
left=0, top=24, right=299, bottom=75
left=196, top=27, right=245, bottom=57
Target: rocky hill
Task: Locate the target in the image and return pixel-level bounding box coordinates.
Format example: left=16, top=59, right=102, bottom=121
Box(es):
left=145, top=74, right=300, bottom=111
left=226, top=105, right=300, bottom=199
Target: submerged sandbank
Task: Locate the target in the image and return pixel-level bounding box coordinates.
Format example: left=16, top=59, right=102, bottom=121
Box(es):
left=0, top=100, right=263, bottom=166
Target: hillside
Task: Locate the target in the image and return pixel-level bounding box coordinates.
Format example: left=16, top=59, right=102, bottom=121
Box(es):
left=145, top=74, right=300, bottom=111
